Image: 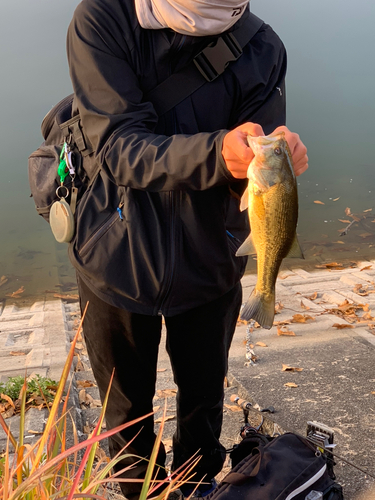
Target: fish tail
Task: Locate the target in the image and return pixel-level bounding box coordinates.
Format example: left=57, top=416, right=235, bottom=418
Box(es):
left=240, top=288, right=275, bottom=330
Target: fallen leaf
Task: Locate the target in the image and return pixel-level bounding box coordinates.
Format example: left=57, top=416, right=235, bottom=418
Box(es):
left=9, top=351, right=26, bottom=356
left=77, top=380, right=96, bottom=388
left=333, top=198, right=340, bottom=201
left=363, top=208, right=373, bottom=212
left=275, top=302, right=284, bottom=313
left=1, top=394, right=15, bottom=408
left=284, top=382, right=298, bottom=388
left=155, top=415, right=175, bottom=423
left=153, top=405, right=161, bottom=413
left=54, top=293, right=79, bottom=300
left=300, top=301, right=310, bottom=310
left=291, top=314, right=315, bottom=323
left=27, top=430, right=43, bottom=435
left=345, top=207, right=351, bottom=216
left=359, top=233, right=373, bottom=239
left=332, top=323, right=354, bottom=329
left=338, top=219, right=351, bottom=223
left=6, top=286, right=25, bottom=298
left=360, top=266, right=372, bottom=271
left=0, top=276, right=8, bottom=287
left=282, top=364, right=303, bottom=372
left=306, top=292, right=318, bottom=300
left=224, top=404, right=243, bottom=412
left=79, top=389, right=87, bottom=404
left=334, top=241, right=345, bottom=244
left=157, top=368, right=167, bottom=372
left=277, top=326, right=296, bottom=336
left=156, top=389, right=177, bottom=398
left=314, top=200, right=325, bottom=205
left=255, top=342, right=268, bottom=347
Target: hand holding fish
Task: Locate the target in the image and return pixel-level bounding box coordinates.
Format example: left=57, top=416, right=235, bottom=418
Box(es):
left=222, top=122, right=308, bottom=178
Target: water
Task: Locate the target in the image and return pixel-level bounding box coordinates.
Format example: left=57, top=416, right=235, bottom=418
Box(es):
left=1, top=0, right=374, bottom=298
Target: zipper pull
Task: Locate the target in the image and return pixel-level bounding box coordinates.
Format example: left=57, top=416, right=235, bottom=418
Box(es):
left=117, top=202, right=124, bottom=221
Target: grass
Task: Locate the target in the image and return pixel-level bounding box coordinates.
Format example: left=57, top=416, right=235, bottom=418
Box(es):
left=0, top=303, right=199, bottom=500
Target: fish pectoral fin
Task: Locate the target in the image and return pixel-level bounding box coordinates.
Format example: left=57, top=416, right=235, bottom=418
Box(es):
left=236, top=234, right=255, bottom=256
left=240, top=288, right=275, bottom=330
left=286, top=234, right=305, bottom=259
left=239, top=188, right=249, bottom=212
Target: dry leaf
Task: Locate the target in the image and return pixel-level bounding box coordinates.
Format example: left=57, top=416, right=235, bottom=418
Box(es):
left=157, top=368, right=167, bottom=372
left=277, top=326, right=296, bottom=336
left=306, top=292, right=318, bottom=300
left=255, top=342, right=268, bottom=347
left=77, top=380, right=96, bottom=388
left=332, top=323, right=353, bottom=329
left=363, top=208, right=373, bottom=212
left=156, top=389, right=177, bottom=398
left=359, top=233, right=373, bottom=239
left=6, top=286, right=25, bottom=298
left=345, top=207, right=351, bottom=216
left=284, top=382, right=298, bottom=388
left=79, top=389, right=87, bottom=404
left=27, top=430, right=43, bottom=435
left=360, top=266, right=372, bottom=271
left=338, top=219, right=351, bottom=223
left=300, top=301, right=310, bottom=310
left=314, top=200, right=325, bottom=205
left=153, top=405, right=161, bottom=413
left=224, top=404, right=243, bottom=412
left=282, top=364, right=303, bottom=372
left=54, top=293, right=79, bottom=300
left=1, top=394, right=15, bottom=408
left=275, top=302, right=284, bottom=313
left=333, top=197, right=340, bottom=201
left=0, top=276, right=8, bottom=287
left=334, top=241, right=345, bottom=244
left=291, top=314, right=315, bottom=323
left=9, top=351, right=26, bottom=356
left=155, top=415, right=175, bottom=423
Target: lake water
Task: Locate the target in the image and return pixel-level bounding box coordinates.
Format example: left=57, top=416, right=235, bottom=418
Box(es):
left=1, top=0, right=375, bottom=299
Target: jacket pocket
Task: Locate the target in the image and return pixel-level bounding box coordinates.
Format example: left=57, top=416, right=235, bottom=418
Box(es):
left=78, top=202, right=124, bottom=258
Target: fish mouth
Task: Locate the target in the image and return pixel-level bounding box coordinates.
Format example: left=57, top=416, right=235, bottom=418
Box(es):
left=247, top=131, right=285, bottom=151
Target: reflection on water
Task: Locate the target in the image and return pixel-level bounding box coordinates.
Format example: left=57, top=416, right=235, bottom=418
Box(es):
left=0, top=0, right=375, bottom=299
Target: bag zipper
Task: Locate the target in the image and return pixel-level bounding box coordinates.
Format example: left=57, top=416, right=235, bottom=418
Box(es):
left=284, top=463, right=327, bottom=500
left=79, top=202, right=124, bottom=258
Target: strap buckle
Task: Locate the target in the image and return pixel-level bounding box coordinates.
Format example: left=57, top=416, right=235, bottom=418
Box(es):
left=193, top=33, right=242, bottom=82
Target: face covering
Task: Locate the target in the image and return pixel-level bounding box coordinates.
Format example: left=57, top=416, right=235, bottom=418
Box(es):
left=135, top=0, right=249, bottom=36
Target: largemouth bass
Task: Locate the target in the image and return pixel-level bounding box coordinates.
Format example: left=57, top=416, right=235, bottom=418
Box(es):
left=236, top=132, right=303, bottom=329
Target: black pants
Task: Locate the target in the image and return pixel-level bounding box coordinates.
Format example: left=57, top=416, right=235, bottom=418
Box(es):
left=77, top=277, right=242, bottom=499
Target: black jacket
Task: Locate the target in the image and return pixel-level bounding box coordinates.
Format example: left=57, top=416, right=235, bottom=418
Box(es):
left=66, top=0, right=287, bottom=316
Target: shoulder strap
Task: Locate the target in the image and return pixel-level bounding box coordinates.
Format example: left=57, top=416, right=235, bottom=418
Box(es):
left=145, top=12, right=264, bottom=116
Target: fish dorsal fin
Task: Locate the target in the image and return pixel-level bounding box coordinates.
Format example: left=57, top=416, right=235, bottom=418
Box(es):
left=286, top=234, right=304, bottom=259
left=239, top=187, right=249, bottom=212
left=236, top=234, right=256, bottom=256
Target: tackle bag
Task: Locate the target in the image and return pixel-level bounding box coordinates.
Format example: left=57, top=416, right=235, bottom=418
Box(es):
left=207, top=432, right=343, bottom=500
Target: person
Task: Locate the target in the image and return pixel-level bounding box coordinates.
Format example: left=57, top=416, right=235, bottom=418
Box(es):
left=66, top=0, right=308, bottom=498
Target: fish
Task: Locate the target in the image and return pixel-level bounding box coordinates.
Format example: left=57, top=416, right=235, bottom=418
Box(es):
left=236, top=132, right=304, bottom=329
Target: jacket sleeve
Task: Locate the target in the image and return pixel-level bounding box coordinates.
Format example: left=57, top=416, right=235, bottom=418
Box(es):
left=66, top=1, right=234, bottom=192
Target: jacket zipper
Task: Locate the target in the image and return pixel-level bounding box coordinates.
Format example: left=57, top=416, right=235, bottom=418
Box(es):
left=79, top=202, right=124, bottom=257
left=157, top=192, right=176, bottom=315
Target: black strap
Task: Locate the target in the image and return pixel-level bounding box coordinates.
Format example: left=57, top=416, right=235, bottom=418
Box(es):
left=145, top=13, right=264, bottom=116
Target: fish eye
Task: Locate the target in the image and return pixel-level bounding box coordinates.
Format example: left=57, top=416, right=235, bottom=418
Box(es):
left=274, top=147, right=282, bottom=156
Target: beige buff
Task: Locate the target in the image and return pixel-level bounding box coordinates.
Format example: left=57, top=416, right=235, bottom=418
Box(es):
left=135, top=0, right=249, bottom=36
